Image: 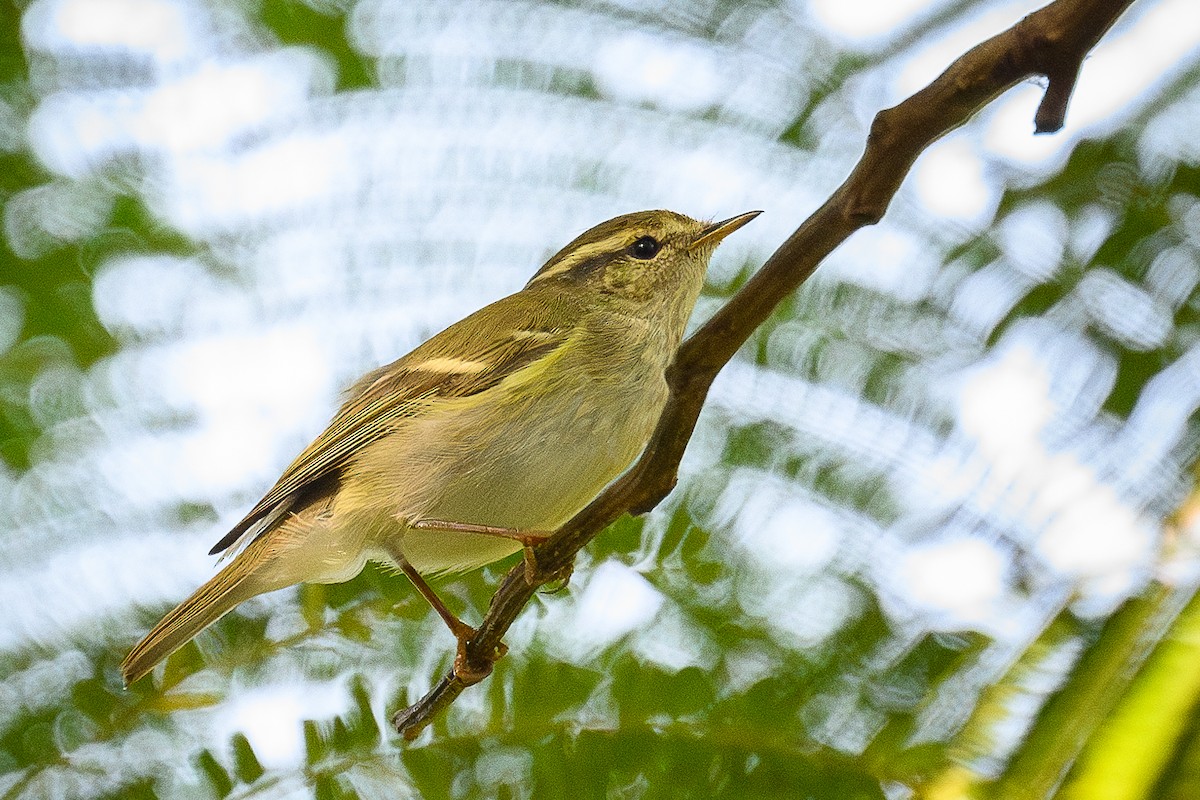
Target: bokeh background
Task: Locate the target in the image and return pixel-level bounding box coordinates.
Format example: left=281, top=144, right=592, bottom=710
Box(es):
left=3, top=0, right=1200, bottom=797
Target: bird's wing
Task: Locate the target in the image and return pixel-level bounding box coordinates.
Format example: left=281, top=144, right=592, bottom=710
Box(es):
left=209, top=291, right=579, bottom=555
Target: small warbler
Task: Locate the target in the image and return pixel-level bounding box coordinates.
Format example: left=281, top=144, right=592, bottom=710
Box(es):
left=122, top=208, right=759, bottom=685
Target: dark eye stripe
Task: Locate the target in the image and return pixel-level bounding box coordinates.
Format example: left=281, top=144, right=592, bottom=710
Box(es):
left=569, top=251, right=619, bottom=280
left=526, top=229, right=668, bottom=286
left=530, top=250, right=620, bottom=284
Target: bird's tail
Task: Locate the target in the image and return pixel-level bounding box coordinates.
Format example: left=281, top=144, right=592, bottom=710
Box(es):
left=121, top=543, right=274, bottom=686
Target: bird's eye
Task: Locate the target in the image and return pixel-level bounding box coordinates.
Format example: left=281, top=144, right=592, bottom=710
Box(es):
left=628, top=236, right=661, bottom=260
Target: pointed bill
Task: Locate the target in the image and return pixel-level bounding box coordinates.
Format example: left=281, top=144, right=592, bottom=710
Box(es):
left=689, top=210, right=763, bottom=250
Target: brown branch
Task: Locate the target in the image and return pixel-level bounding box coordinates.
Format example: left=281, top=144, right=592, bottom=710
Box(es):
left=391, top=0, right=1137, bottom=740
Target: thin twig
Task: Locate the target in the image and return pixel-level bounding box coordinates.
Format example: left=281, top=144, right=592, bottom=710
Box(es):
left=392, top=0, right=1137, bottom=740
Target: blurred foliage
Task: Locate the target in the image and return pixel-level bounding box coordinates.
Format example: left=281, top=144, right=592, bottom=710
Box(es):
left=0, top=0, right=194, bottom=468
left=3, top=0, right=1200, bottom=798
left=258, top=0, right=373, bottom=91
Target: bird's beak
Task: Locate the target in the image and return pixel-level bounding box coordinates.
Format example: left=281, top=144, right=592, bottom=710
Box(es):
left=689, top=210, right=763, bottom=250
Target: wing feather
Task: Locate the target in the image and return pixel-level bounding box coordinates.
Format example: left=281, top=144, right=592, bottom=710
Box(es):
left=209, top=290, right=579, bottom=555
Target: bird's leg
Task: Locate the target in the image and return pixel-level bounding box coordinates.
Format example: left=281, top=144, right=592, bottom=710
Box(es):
left=387, top=549, right=504, bottom=684
left=411, top=518, right=553, bottom=585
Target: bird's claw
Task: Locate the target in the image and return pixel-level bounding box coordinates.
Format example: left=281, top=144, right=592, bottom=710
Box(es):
left=452, top=633, right=507, bottom=685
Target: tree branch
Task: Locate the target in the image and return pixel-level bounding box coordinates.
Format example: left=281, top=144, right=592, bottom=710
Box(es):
left=391, top=0, right=1137, bottom=740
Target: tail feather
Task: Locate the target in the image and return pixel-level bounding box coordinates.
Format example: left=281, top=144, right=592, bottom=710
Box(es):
left=121, top=553, right=269, bottom=686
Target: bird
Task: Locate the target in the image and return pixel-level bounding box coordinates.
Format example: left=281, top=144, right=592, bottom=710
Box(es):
left=121, top=208, right=760, bottom=686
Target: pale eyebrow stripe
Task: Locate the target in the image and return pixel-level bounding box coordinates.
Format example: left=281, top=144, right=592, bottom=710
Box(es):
left=407, top=357, right=490, bottom=374
left=527, top=233, right=631, bottom=284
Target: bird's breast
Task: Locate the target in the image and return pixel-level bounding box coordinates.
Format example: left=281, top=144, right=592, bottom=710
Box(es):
left=336, top=336, right=671, bottom=574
